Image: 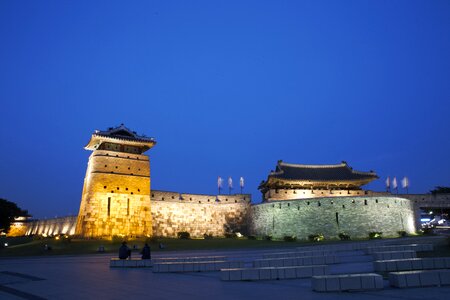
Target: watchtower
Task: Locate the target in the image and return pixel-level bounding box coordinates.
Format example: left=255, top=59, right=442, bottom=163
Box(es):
left=75, top=125, right=156, bottom=237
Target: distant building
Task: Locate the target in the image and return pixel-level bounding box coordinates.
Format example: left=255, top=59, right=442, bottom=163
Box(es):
left=259, top=160, right=381, bottom=201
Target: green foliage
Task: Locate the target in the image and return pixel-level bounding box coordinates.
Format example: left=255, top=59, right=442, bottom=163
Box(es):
left=369, top=232, right=383, bottom=239
left=430, top=186, right=450, bottom=195
left=203, top=233, right=213, bottom=240
left=284, top=235, right=297, bottom=242
left=308, top=234, right=324, bottom=242
left=338, top=232, right=350, bottom=240
left=397, top=230, right=407, bottom=237
left=177, top=232, right=190, bottom=239
left=264, top=235, right=273, bottom=241
left=422, top=227, right=434, bottom=235
left=0, top=198, right=29, bottom=234
left=247, top=235, right=256, bottom=240
left=224, top=232, right=237, bottom=238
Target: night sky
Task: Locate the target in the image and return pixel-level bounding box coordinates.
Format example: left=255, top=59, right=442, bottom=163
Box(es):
left=1, top=1, right=449, bottom=219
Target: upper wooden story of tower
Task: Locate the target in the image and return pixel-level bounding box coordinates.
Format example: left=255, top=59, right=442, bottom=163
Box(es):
left=259, top=160, right=378, bottom=192
left=85, top=124, right=156, bottom=154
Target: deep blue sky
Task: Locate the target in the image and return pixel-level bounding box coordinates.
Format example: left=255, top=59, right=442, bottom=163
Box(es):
left=1, top=1, right=449, bottom=218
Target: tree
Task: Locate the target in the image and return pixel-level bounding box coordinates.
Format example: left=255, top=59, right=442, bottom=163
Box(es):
left=430, top=186, right=450, bottom=195
left=0, top=198, right=29, bottom=234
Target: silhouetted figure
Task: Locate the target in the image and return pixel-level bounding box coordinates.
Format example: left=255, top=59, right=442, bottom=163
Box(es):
left=119, top=242, right=130, bottom=259
left=141, top=243, right=151, bottom=259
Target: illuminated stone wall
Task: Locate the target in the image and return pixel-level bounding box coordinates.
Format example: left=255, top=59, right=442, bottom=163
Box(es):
left=22, top=191, right=250, bottom=238
left=25, top=216, right=77, bottom=236
left=263, top=188, right=386, bottom=201
left=7, top=222, right=28, bottom=237
left=75, top=150, right=152, bottom=237
left=250, top=196, right=417, bottom=239
left=151, top=191, right=251, bottom=237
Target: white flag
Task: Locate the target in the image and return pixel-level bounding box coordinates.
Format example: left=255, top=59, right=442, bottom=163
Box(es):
left=228, top=177, right=233, bottom=189
left=392, top=177, right=398, bottom=189
left=385, top=176, right=390, bottom=188
left=402, top=177, right=409, bottom=188
left=240, top=177, right=244, bottom=188
left=217, top=176, right=223, bottom=189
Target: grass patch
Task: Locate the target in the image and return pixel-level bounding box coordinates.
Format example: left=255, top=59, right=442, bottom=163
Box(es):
left=0, top=237, right=325, bottom=257
left=1, top=234, right=444, bottom=257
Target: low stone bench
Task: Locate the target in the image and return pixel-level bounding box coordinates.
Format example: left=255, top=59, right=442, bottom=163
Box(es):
left=153, top=256, right=226, bottom=263
left=253, top=255, right=338, bottom=268
left=372, top=250, right=416, bottom=261
left=389, top=270, right=450, bottom=288
left=263, top=250, right=337, bottom=259
left=110, top=258, right=152, bottom=268
left=312, top=273, right=383, bottom=292
left=297, top=243, right=371, bottom=252
left=221, top=265, right=328, bottom=281
left=152, top=261, right=244, bottom=273
left=365, top=244, right=433, bottom=254
left=374, top=257, right=450, bottom=272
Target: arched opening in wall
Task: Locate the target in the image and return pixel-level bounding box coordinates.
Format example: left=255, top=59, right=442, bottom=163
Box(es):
left=127, top=199, right=130, bottom=216
left=364, top=199, right=367, bottom=205
left=375, top=199, right=378, bottom=203
left=335, top=212, right=339, bottom=227
left=342, top=205, right=345, bottom=209
left=318, top=202, right=321, bottom=207
left=107, top=197, right=111, bottom=217
left=307, top=201, right=310, bottom=205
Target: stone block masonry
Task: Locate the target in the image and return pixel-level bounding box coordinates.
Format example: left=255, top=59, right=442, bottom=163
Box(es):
left=151, top=191, right=251, bottom=237
left=250, top=196, right=416, bottom=240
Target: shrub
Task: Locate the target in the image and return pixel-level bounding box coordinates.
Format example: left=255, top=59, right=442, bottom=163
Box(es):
left=247, top=235, right=256, bottom=240
left=177, top=232, right=190, bottom=239
left=338, top=232, right=350, bottom=240
left=397, top=230, right=407, bottom=237
left=264, top=235, right=273, bottom=241
left=224, top=232, right=237, bottom=238
left=203, top=233, right=213, bottom=240
left=369, top=232, right=383, bottom=239
left=308, top=234, right=324, bottom=242
left=422, top=227, right=434, bottom=235
left=284, top=235, right=297, bottom=242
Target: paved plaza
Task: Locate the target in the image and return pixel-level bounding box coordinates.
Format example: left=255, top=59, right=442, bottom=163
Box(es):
left=1, top=241, right=450, bottom=300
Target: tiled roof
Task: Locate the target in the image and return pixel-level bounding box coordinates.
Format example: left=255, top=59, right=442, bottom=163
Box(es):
left=94, top=124, right=155, bottom=143
left=268, top=161, right=378, bottom=182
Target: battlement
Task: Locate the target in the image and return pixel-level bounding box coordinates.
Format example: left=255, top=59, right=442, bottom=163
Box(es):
left=263, top=188, right=387, bottom=201
left=151, top=190, right=251, bottom=204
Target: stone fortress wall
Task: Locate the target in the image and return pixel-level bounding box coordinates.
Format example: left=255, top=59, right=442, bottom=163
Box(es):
left=75, top=150, right=153, bottom=237
left=250, top=196, right=417, bottom=239
left=24, top=216, right=77, bottom=237
left=263, top=188, right=387, bottom=201
left=151, top=190, right=251, bottom=237
left=18, top=191, right=251, bottom=238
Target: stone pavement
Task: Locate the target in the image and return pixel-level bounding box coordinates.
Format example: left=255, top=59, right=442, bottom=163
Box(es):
left=0, top=246, right=449, bottom=300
